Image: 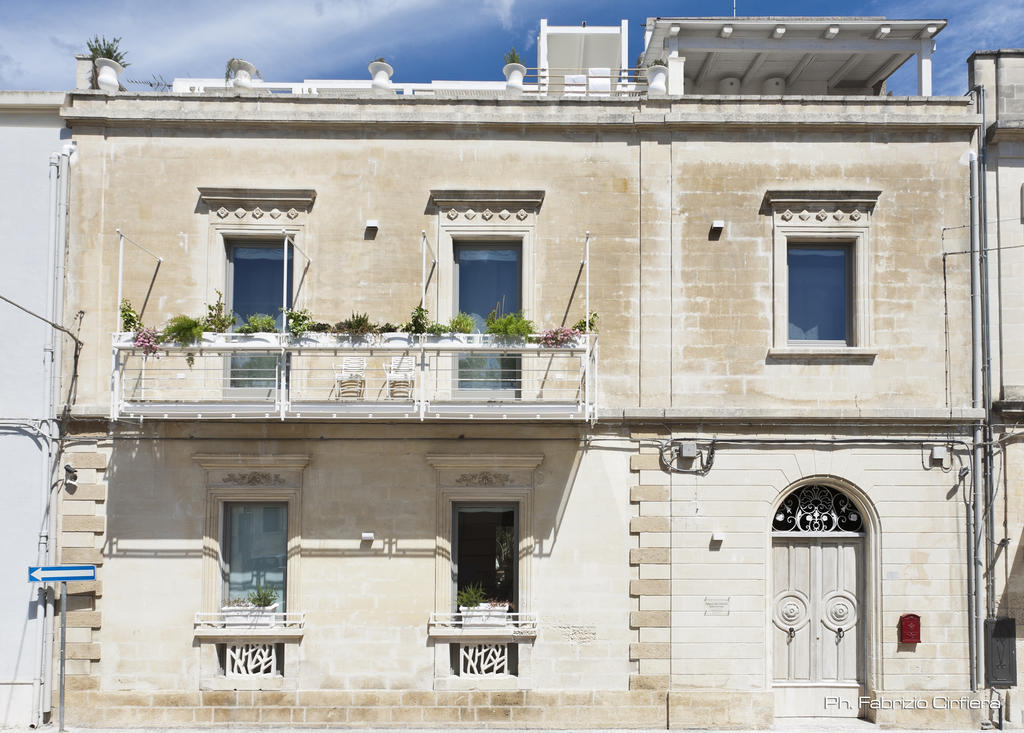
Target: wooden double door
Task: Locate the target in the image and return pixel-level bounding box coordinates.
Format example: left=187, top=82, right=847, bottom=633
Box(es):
left=772, top=537, right=864, bottom=717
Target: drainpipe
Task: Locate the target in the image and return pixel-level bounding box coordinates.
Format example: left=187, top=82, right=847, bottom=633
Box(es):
left=31, top=151, right=63, bottom=727
left=39, top=142, right=74, bottom=724
left=969, top=147, right=986, bottom=690
left=976, top=85, right=996, bottom=625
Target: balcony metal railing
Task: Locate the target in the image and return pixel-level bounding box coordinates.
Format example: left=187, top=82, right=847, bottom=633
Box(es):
left=169, top=68, right=649, bottom=98
left=111, top=332, right=597, bottom=422
left=194, top=610, right=306, bottom=629
left=428, top=611, right=539, bottom=638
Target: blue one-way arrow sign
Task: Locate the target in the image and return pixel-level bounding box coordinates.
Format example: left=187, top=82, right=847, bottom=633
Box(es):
left=28, top=565, right=96, bottom=583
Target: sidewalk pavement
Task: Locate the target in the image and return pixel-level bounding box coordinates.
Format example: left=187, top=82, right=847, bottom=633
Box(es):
left=0, top=719, right=1001, bottom=733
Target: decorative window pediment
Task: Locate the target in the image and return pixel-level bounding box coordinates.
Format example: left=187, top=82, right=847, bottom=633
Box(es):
left=764, top=189, right=880, bottom=226
left=198, top=187, right=316, bottom=222
left=429, top=189, right=544, bottom=224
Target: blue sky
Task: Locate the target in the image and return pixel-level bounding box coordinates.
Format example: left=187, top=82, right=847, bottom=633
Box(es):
left=0, top=0, right=1020, bottom=95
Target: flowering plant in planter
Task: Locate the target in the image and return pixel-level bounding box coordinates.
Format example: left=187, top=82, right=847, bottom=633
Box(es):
left=134, top=327, right=160, bottom=357
left=537, top=326, right=583, bottom=347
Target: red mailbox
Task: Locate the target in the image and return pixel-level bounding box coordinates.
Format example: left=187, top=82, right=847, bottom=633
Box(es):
left=899, top=613, right=921, bottom=644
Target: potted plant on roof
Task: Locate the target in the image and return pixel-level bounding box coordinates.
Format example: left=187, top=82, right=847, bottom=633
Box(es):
left=226, top=58, right=261, bottom=90
left=368, top=57, right=393, bottom=90
left=222, top=586, right=280, bottom=628
left=645, top=58, right=669, bottom=96
left=87, top=35, right=129, bottom=92
left=502, top=48, right=526, bottom=92
left=457, top=582, right=510, bottom=627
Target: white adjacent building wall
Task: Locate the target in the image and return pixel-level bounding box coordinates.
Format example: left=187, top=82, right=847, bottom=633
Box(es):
left=0, top=91, right=68, bottom=728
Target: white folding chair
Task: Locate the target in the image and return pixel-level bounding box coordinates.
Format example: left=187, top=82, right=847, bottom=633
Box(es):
left=333, top=356, right=366, bottom=399
left=384, top=355, right=416, bottom=399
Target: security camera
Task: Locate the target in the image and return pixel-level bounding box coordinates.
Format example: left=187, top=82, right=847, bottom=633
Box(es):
left=63, top=464, right=78, bottom=482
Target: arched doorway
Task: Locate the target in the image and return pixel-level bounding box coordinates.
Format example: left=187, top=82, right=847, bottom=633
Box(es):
left=771, top=484, right=865, bottom=718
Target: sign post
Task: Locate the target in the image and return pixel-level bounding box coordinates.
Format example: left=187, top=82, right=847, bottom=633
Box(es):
left=29, top=565, right=96, bottom=732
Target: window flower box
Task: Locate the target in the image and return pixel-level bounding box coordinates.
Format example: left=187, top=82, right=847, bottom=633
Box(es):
left=221, top=602, right=280, bottom=628
left=459, top=603, right=510, bottom=627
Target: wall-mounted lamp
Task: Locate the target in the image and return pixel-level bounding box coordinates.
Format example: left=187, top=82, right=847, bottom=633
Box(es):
left=63, top=464, right=78, bottom=482
left=709, top=220, right=725, bottom=241
left=711, top=531, right=726, bottom=543
left=361, top=531, right=375, bottom=542
left=364, top=220, right=379, bottom=241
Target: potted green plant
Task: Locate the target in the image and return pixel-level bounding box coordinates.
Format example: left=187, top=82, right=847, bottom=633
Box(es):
left=221, top=586, right=280, bottom=627
left=485, top=309, right=535, bottom=346
left=457, top=582, right=510, bottom=627
left=86, top=35, right=128, bottom=92
left=423, top=311, right=475, bottom=345
left=335, top=312, right=380, bottom=345
left=369, top=57, right=393, bottom=90
left=645, top=58, right=669, bottom=95
left=502, top=48, right=526, bottom=91
left=233, top=313, right=279, bottom=346
left=226, top=58, right=261, bottom=90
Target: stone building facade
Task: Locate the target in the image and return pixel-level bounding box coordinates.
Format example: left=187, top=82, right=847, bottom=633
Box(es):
left=51, top=16, right=1003, bottom=729
left=972, top=48, right=1024, bottom=725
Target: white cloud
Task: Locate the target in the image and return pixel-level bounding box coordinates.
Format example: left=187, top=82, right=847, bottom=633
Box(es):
left=870, top=0, right=1024, bottom=94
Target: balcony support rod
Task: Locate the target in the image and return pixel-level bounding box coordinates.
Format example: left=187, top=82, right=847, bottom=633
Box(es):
left=114, top=229, right=163, bottom=332
left=584, top=231, right=590, bottom=331
left=420, top=231, right=437, bottom=308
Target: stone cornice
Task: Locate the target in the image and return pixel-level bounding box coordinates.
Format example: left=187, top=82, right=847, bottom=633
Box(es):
left=764, top=190, right=881, bottom=210
left=197, top=187, right=316, bottom=210
left=425, top=454, right=544, bottom=469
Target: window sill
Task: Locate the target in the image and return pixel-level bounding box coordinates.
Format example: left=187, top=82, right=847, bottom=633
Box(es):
left=193, top=627, right=304, bottom=642
left=767, top=346, right=876, bottom=363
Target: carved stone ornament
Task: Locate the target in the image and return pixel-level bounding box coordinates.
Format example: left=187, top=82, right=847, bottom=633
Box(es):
left=270, top=208, right=282, bottom=219
left=850, top=210, right=862, bottom=221
left=286, top=208, right=299, bottom=219
left=815, top=209, right=828, bottom=221
left=516, top=209, right=528, bottom=220
left=234, top=207, right=247, bottom=219
left=221, top=472, right=287, bottom=487
left=499, top=209, right=511, bottom=220
left=482, top=208, right=493, bottom=220
left=252, top=206, right=264, bottom=219
left=799, top=211, right=811, bottom=221
left=833, top=210, right=844, bottom=221
left=455, top=471, right=512, bottom=487
left=780, top=209, right=793, bottom=221
left=216, top=207, right=230, bottom=219
left=447, top=208, right=459, bottom=220
left=464, top=208, right=476, bottom=220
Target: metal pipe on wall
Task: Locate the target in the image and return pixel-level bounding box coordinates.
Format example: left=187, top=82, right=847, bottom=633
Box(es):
left=969, top=148, right=986, bottom=689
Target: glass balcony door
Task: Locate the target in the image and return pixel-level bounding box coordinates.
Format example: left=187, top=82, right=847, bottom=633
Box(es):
left=454, top=243, right=521, bottom=397
left=227, top=243, right=292, bottom=397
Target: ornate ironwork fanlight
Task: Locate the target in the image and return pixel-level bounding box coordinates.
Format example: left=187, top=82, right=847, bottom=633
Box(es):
left=772, top=485, right=864, bottom=533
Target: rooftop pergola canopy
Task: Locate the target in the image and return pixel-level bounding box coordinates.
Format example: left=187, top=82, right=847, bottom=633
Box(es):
left=642, top=17, right=946, bottom=96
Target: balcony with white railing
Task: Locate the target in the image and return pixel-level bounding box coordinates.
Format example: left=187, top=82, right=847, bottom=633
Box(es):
left=111, top=332, right=597, bottom=422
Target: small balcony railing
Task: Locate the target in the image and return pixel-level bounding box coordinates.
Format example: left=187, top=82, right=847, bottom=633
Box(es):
left=427, top=611, right=539, bottom=639
left=111, top=332, right=597, bottom=422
